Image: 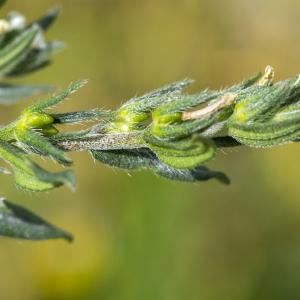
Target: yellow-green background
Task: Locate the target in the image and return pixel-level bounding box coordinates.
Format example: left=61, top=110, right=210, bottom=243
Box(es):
left=1, top=0, right=300, bottom=299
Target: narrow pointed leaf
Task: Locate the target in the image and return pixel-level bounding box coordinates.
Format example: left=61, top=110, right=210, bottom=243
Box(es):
left=122, top=79, right=194, bottom=113
left=0, top=26, right=38, bottom=77
left=91, top=148, right=229, bottom=184
left=28, top=79, right=88, bottom=112
left=8, top=41, right=65, bottom=76
left=15, top=128, right=72, bottom=166
left=0, top=140, right=74, bottom=191
left=0, top=198, right=73, bottom=241
left=153, top=161, right=230, bottom=184
left=52, top=109, right=112, bottom=124
left=32, top=6, right=61, bottom=31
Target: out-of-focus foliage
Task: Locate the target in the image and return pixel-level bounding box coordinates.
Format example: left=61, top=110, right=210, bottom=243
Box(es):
left=0, top=4, right=63, bottom=104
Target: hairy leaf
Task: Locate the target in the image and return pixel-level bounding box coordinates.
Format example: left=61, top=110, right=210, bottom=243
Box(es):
left=15, top=128, right=72, bottom=166
left=55, top=131, right=145, bottom=151
left=52, top=109, right=112, bottom=124
left=0, top=198, right=73, bottom=241
left=91, top=148, right=229, bottom=184
left=0, top=140, right=75, bottom=191
left=28, top=79, right=88, bottom=112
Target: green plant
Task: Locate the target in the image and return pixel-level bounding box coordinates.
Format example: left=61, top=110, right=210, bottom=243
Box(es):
left=0, top=1, right=74, bottom=241
left=1, top=1, right=300, bottom=242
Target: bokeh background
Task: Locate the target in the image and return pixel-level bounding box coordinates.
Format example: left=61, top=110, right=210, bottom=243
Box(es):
left=0, top=0, right=300, bottom=299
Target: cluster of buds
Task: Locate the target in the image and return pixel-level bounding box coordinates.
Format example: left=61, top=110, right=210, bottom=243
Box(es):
left=3, top=65, right=300, bottom=195
left=52, top=66, right=300, bottom=186
left=1, top=1, right=300, bottom=241
left=0, top=81, right=88, bottom=191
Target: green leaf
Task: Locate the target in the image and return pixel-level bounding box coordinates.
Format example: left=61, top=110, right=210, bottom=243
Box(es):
left=15, top=128, right=72, bottom=166
left=0, top=140, right=75, bottom=192
left=52, top=109, right=112, bottom=124
left=14, top=167, right=75, bottom=192
left=91, top=148, right=229, bottom=184
left=145, top=135, right=216, bottom=169
left=0, top=84, right=53, bottom=105
left=122, top=79, right=194, bottom=113
left=0, top=198, right=73, bottom=241
left=32, top=6, right=61, bottom=31
left=30, top=163, right=76, bottom=191
left=8, top=41, right=65, bottom=76
left=28, top=79, right=88, bottom=112
left=0, top=26, right=38, bottom=78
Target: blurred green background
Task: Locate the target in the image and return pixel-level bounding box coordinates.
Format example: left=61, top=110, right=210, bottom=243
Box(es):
left=1, top=0, right=300, bottom=299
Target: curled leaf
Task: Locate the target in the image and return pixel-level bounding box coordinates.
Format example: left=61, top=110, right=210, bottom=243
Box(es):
left=145, top=135, right=216, bottom=169
left=0, top=140, right=75, bottom=191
